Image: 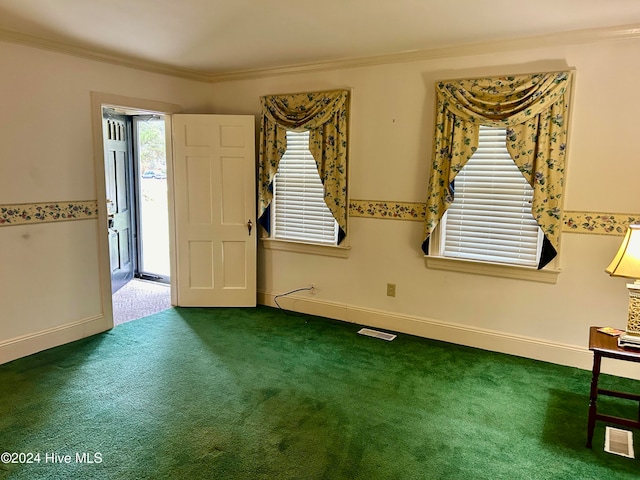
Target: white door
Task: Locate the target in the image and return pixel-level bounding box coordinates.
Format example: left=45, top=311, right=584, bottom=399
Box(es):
left=172, top=114, right=256, bottom=306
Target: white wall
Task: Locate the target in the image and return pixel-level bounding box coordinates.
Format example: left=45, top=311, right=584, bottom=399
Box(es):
left=2, top=34, right=639, bottom=379
left=0, top=42, right=213, bottom=362
left=208, top=36, right=640, bottom=378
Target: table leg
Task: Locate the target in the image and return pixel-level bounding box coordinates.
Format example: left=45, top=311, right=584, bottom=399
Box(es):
left=586, top=353, right=602, bottom=448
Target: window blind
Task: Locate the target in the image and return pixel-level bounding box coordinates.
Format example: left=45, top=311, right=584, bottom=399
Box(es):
left=441, top=126, right=543, bottom=267
left=272, top=130, right=338, bottom=245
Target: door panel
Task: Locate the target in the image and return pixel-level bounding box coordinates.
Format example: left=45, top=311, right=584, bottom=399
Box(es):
left=188, top=241, right=214, bottom=288
left=173, top=114, right=256, bottom=306
left=221, top=156, right=246, bottom=224
left=186, top=156, right=213, bottom=224
left=222, top=241, right=247, bottom=288
left=103, top=113, right=135, bottom=293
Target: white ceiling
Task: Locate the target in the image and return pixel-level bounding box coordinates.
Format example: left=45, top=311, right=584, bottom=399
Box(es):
left=1, top=0, right=640, bottom=75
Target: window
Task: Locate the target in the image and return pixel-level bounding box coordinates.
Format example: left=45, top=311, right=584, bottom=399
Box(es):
left=271, top=130, right=339, bottom=245
left=433, top=126, right=544, bottom=267
left=423, top=72, right=572, bottom=276
left=258, top=89, right=349, bottom=254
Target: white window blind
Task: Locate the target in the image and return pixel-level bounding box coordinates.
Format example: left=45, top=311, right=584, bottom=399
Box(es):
left=272, top=130, right=338, bottom=245
left=441, top=126, right=543, bottom=267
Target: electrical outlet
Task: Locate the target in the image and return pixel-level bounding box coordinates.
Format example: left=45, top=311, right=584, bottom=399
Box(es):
left=387, top=283, right=396, bottom=297
left=309, top=283, right=316, bottom=295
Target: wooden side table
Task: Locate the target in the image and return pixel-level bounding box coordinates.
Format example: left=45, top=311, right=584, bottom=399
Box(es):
left=586, top=326, right=640, bottom=448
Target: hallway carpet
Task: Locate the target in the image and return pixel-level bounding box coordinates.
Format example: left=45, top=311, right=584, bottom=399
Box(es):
left=112, top=279, right=171, bottom=326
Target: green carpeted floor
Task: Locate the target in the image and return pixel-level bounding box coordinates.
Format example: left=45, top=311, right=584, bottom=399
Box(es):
left=1, top=306, right=639, bottom=479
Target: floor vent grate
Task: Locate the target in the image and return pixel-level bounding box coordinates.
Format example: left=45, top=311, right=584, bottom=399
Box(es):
left=358, top=328, right=396, bottom=341
left=605, top=426, right=635, bottom=458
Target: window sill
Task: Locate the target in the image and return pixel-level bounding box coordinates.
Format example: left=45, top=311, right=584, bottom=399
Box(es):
left=424, top=256, right=560, bottom=284
left=261, top=238, right=351, bottom=258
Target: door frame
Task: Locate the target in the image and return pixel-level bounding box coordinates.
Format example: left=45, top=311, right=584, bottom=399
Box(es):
left=91, top=92, right=181, bottom=326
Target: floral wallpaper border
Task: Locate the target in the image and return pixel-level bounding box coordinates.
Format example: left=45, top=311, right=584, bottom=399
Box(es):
left=0, top=201, right=99, bottom=226
left=348, top=200, right=638, bottom=236
left=349, top=200, right=426, bottom=222
left=562, top=212, right=639, bottom=236
left=0, top=199, right=636, bottom=237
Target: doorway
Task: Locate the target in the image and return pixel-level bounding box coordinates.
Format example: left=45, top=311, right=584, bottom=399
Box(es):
left=102, top=107, right=171, bottom=325
left=92, top=92, right=257, bottom=328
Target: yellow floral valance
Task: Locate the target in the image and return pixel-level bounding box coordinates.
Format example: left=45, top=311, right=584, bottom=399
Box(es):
left=423, top=71, right=573, bottom=268
left=258, top=90, right=349, bottom=243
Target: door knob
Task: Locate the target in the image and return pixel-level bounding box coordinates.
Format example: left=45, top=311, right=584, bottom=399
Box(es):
left=247, top=219, right=253, bottom=236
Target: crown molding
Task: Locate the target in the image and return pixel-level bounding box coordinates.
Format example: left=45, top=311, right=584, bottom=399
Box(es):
left=208, top=23, right=640, bottom=82
left=2, top=23, right=640, bottom=84
left=0, top=28, right=212, bottom=83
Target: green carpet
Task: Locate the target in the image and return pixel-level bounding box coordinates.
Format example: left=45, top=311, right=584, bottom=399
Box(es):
left=1, top=306, right=639, bottom=479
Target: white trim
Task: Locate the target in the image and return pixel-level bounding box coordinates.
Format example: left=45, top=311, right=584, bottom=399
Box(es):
left=2, top=24, right=640, bottom=82
left=202, top=24, right=640, bottom=82
left=261, top=238, right=351, bottom=258
left=0, top=315, right=107, bottom=365
left=0, top=28, right=212, bottom=83
left=258, top=290, right=640, bottom=381
left=425, top=256, right=560, bottom=284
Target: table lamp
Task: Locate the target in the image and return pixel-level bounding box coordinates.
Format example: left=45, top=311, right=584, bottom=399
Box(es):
left=605, top=223, right=640, bottom=338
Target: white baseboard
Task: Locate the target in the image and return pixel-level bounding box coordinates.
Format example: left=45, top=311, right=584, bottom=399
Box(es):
left=0, top=315, right=110, bottom=365
left=3, top=296, right=639, bottom=382
left=259, top=291, right=640, bottom=381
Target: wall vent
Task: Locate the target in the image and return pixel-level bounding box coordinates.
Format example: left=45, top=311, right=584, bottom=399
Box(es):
left=358, top=328, right=396, bottom=341
left=605, top=427, right=635, bottom=458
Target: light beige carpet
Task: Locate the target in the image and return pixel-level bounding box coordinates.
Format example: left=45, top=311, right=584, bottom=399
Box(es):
left=112, top=278, right=172, bottom=326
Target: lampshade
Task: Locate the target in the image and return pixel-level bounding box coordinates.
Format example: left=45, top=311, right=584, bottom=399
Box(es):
left=607, top=223, right=640, bottom=337
left=605, top=224, right=640, bottom=280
